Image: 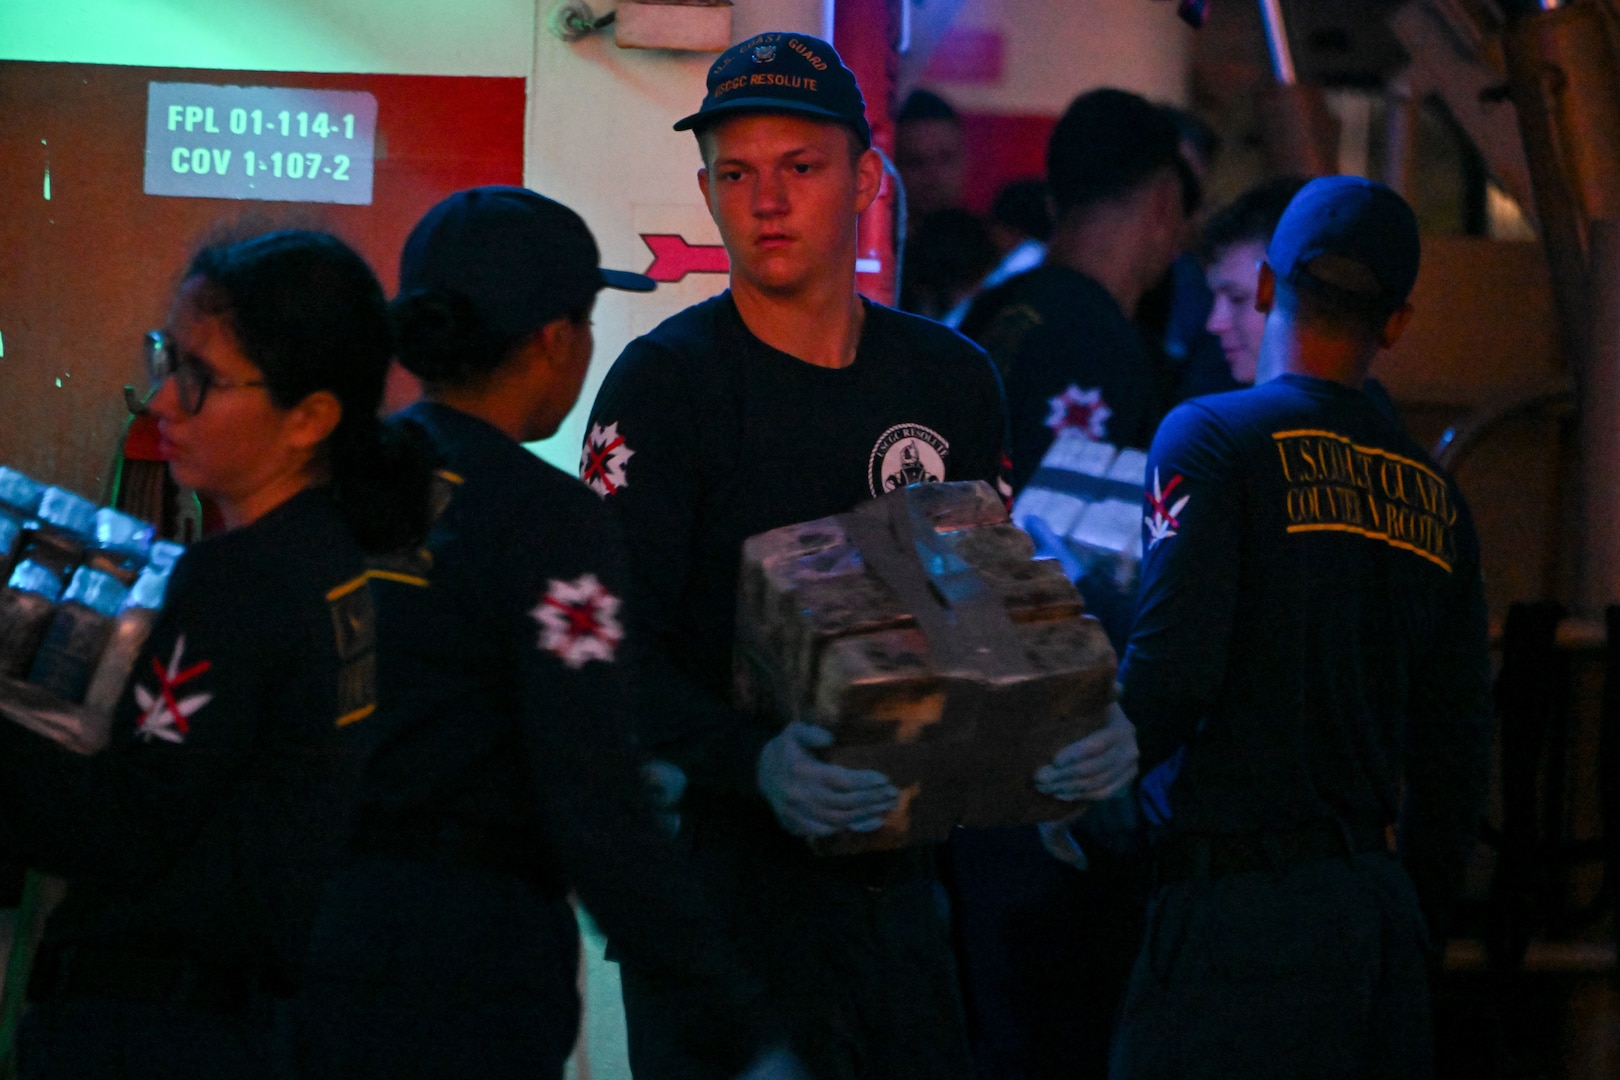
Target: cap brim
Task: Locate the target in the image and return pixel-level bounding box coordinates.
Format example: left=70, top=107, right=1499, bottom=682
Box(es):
left=673, top=97, right=863, bottom=136
left=602, top=268, right=656, bottom=293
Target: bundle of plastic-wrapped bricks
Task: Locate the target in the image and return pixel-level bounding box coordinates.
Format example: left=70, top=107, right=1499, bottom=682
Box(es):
left=733, top=480, right=1117, bottom=855
left=0, top=466, right=182, bottom=754
left=1009, top=433, right=1150, bottom=591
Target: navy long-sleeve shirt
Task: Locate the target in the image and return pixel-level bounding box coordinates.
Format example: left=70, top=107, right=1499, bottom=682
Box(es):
left=1120, top=374, right=1493, bottom=938
left=357, top=402, right=773, bottom=1070
left=961, top=265, right=1166, bottom=492
left=0, top=488, right=374, bottom=982
left=584, top=293, right=1006, bottom=853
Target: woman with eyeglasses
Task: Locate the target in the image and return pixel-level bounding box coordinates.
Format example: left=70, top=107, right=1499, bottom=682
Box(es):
left=0, top=230, right=432, bottom=1080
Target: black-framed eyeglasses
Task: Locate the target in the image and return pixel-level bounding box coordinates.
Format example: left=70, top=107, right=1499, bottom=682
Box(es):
left=144, top=330, right=269, bottom=415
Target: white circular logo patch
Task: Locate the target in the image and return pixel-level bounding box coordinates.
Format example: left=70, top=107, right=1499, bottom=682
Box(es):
left=868, top=423, right=950, bottom=497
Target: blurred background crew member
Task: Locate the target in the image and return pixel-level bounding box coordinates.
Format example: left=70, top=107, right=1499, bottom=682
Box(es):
left=894, top=87, right=977, bottom=321
left=1170, top=106, right=1220, bottom=207
left=1200, top=176, right=1309, bottom=386
left=3, top=232, right=432, bottom=1079
left=899, top=207, right=997, bottom=321
left=960, top=88, right=1197, bottom=494
left=1139, top=106, right=1231, bottom=402
left=294, top=187, right=795, bottom=1080
left=585, top=33, right=1137, bottom=1080
left=894, top=87, right=968, bottom=227
left=933, top=179, right=1054, bottom=331
left=945, top=88, right=1197, bottom=1080
left=1112, top=178, right=1493, bottom=1079
left=981, top=179, right=1053, bottom=294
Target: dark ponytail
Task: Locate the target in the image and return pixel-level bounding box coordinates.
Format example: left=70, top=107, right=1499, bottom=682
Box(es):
left=392, top=288, right=525, bottom=388
left=326, top=412, right=440, bottom=553
left=392, top=287, right=592, bottom=390
left=185, top=230, right=437, bottom=552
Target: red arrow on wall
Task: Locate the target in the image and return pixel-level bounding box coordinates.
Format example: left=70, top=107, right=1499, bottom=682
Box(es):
left=640, top=233, right=730, bottom=282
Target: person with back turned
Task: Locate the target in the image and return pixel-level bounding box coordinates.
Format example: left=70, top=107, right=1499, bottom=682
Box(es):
left=943, top=93, right=1192, bottom=1079
left=960, top=88, right=1197, bottom=496
left=1110, top=177, right=1493, bottom=1079
left=293, top=187, right=798, bottom=1080
left=585, top=32, right=1139, bottom=1080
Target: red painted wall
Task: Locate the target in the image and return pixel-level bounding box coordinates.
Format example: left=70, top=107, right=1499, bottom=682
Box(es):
left=958, top=111, right=1056, bottom=214
left=0, top=61, right=525, bottom=498
left=836, top=0, right=901, bottom=306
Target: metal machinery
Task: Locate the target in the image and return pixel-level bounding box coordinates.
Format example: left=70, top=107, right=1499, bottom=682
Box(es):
left=1404, top=0, right=1620, bottom=968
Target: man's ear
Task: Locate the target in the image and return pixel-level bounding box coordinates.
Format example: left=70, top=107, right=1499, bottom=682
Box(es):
left=853, top=147, right=884, bottom=215
left=528, top=315, right=590, bottom=381
left=285, top=390, right=343, bottom=453
left=697, top=166, right=711, bottom=207
left=1145, top=172, right=1180, bottom=231
left=1379, top=302, right=1414, bottom=349
left=1255, top=262, right=1276, bottom=314
left=1160, top=172, right=1183, bottom=218
left=1150, top=173, right=1187, bottom=261
left=536, top=316, right=570, bottom=362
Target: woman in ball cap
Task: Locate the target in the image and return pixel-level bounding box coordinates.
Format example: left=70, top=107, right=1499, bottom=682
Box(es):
left=293, top=186, right=797, bottom=1080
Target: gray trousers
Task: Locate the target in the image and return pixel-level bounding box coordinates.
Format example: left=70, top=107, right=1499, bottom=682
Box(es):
left=1110, top=851, right=1433, bottom=1080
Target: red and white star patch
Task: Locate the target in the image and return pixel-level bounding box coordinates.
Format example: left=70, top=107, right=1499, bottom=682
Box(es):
left=533, top=573, right=624, bottom=668
left=1145, top=467, right=1191, bottom=549
left=133, top=635, right=213, bottom=743
left=580, top=422, right=634, bottom=497
left=1045, top=385, right=1112, bottom=441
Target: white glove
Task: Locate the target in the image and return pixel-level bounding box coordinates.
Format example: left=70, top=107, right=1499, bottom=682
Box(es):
left=757, top=721, right=898, bottom=838
left=733, top=1045, right=812, bottom=1080
left=1033, top=702, right=1138, bottom=802
left=641, top=759, right=686, bottom=837
left=1037, top=819, right=1090, bottom=870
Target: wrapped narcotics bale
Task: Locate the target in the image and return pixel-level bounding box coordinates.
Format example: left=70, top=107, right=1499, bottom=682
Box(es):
left=1011, top=433, right=1148, bottom=589
left=735, top=480, right=1116, bottom=854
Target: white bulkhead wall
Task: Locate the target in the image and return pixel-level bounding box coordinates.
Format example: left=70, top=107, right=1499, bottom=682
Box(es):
left=907, top=0, right=1192, bottom=110
left=0, top=0, right=538, bottom=75
left=523, top=0, right=834, bottom=471
left=2, top=0, right=1188, bottom=475
left=522, top=0, right=1190, bottom=470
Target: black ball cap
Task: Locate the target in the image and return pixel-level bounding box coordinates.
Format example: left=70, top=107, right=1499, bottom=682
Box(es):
left=674, top=32, right=871, bottom=148
left=1267, top=176, right=1421, bottom=309
left=399, top=186, right=654, bottom=343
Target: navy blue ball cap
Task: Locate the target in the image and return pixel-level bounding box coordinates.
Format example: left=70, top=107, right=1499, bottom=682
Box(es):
left=399, top=186, right=653, bottom=343
left=1267, top=176, right=1421, bottom=309
left=674, top=32, right=871, bottom=148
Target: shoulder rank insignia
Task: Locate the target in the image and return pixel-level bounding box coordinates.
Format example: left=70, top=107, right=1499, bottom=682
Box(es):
left=327, top=575, right=378, bottom=727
